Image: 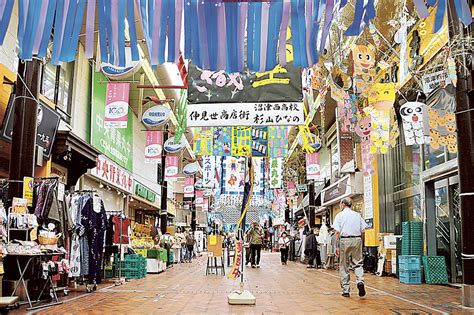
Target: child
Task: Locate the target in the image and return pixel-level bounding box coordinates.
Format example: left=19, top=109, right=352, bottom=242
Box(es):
left=278, top=232, right=290, bottom=265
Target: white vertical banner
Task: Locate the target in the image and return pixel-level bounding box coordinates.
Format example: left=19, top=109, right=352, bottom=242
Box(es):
left=202, top=156, right=216, bottom=188
left=269, top=158, right=283, bottom=189
left=184, top=177, right=195, bottom=198
left=306, top=152, right=321, bottom=180
left=363, top=174, right=374, bottom=228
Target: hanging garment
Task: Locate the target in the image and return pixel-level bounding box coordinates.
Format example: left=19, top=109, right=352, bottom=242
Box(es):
left=112, top=216, right=131, bottom=244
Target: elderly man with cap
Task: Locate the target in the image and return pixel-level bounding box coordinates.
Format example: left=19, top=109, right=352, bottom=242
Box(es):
left=333, top=197, right=367, bottom=298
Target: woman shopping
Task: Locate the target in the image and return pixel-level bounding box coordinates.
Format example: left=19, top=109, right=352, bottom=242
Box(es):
left=278, top=232, right=291, bottom=265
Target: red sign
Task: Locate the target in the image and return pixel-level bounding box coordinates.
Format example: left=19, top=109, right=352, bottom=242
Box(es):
left=184, top=177, right=194, bottom=198
left=195, top=190, right=204, bottom=205
left=105, top=83, right=129, bottom=128
left=145, top=131, right=163, bottom=163
left=91, top=155, right=133, bottom=193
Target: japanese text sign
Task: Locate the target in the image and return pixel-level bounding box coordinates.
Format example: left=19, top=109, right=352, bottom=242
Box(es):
left=269, top=158, right=283, bottom=189
left=105, top=82, right=130, bottom=128
left=91, top=155, right=134, bottom=193
left=165, top=155, right=179, bottom=181
left=202, top=156, right=216, bottom=188
left=187, top=102, right=305, bottom=127
left=145, top=131, right=163, bottom=163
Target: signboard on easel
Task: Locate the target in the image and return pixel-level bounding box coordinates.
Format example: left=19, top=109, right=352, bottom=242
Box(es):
left=208, top=235, right=223, bottom=258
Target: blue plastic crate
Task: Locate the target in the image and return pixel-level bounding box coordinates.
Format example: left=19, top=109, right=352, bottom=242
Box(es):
left=399, top=270, right=422, bottom=284
left=399, top=255, right=421, bottom=271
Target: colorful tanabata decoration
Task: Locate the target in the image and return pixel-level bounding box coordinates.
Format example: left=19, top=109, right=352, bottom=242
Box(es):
left=269, top=158, right=283, bottom=189
left=251, top=127, right=268, bottom=157
left=400, top=102, right=429, bottom=145
left=213, top=127, right=232, bottom=156
left=268, top=126, right=289, bottom=158
left=350, top=44, right=376, bottom=97
left=194, top=128, right=213, bottom=156
left=338, top=93, right=358, bottom=132
left=355, top=113, right=374, bottom=176
left=231, top=127, right=252, bottom=156
left=298, top=125, right=316, bottom=153
left=428, top=108, right=457, bottom=153
left=368, top=83, right=396, bottom=111
left=221, top=156, right=245, bottom=194
left=369, top=109, right=390, bottom=154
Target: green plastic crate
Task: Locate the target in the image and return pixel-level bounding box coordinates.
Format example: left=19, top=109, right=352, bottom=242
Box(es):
left=423, top=256, right=449, bottom=285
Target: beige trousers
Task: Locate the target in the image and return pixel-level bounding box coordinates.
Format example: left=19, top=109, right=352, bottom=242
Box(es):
left=339, top=237, right=364, bottom=293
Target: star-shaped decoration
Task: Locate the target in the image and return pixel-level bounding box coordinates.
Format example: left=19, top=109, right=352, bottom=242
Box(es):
left=230, top=89, right=238, bottom=99
left=206, top=90, right=212, bottom=101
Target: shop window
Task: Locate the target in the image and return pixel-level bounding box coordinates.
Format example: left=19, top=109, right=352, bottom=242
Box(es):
left=40, top=61, right=75, bottom=122
left=391, top=127, right=422, bottom=191
left=424, top=145, right=457, bottom=169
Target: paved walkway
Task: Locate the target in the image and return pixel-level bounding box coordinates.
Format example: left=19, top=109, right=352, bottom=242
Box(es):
left=24, top=252, right=473, bottom=314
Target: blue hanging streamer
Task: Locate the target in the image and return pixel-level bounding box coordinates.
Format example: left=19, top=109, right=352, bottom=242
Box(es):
left=340, top=0, right=347, bottom=8
left=454, top=0, right=472, bottom=27
left=309, top=0, right=321, bottom=65
left=0, top=0, right=14, bottom=46
left=167, top=0, right=176, bottom=62
left=290, top=0, right=302, bottom=67
left=139, top=0, right=152, bottom=56
left=204, top=1, right=218, bottom=70
left=22, top=0, right=41, bottom=60
left=433, top=0, right=446, bottom=33
left=97, top=0, right=109, bottom=63
left=190, top=0, right=200, bottom=67
left=253, top=2, right=262, bottom=72
left=426, top=0, right=436, bottom=6
left=51, top=0, right=65, bottom=64
left=105, top=0, right=115, bottom=64
left=17, top=0, right=26, bottom=60
left=37, top=0, right=57, bottom=58
left=158, top=0, right=168, bottom=64
left=297, top=0, right=308, bottom=67
left=266, top=1, right=283, bottom=70
left=117, top=0, right=126, bottom=66
left=247, top=2, right=256, bottom=71
left=59, top=0, right=78, bottom=62
left=225, top=2, right=238, bottom=73
left=364, top=0, right=376, bottom=24
left=344, top=0, right=364, bottom=36
left=127, top=0, right=139, bottom=61
left=184, top=0, right=192, bottom=58
left=67, top=0, right=87, bottom=62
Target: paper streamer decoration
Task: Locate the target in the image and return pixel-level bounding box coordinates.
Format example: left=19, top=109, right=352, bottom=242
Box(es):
left=428, top=108, right=457, bottom=153
left=350, top=45, right=376, bottom=97
left=369, top=109, right=391, bottom=154
left=251, top=126, right=268, bottom=157
left=194, top=128, right=213, bottom=156
left=305, top=152, right=320, bottom=180
left=412, top=0, right=471, bottom=32
left=202, top=156, right=216, bottom=188
left=269, top=158, right=283, bottom=189
left=338, top=93, right=358, bottom=132
left=268, top=126, right=289, bottom=158
left=184, top=177, right=194, bottom=198
left=213, top=127, right=232, bottom=156
left=344, top=0, right=376, bottom=36
left=368, top=83, right=396, bottom=111
left=355, top=113, right=374, bottom=176
left=164, top=155, right=179, bottom=181
left=400, top=102, right=429, bottom=146
left=145, top=131, right=163, bottom=163
left=232, top=127, right=252, bottom=156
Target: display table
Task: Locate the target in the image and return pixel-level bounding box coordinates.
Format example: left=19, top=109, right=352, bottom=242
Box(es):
left=7, top=252, right=65, bottom=310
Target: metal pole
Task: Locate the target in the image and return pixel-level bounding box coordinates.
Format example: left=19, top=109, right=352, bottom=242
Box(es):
left=160, top=130, right=169, bottom=235
left=8, top=59, right=41, bottom=203
left=447, top=0, right=474, bottom=307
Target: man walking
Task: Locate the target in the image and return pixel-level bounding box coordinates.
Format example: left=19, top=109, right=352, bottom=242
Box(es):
left=334, top=198, right=367, bottom=298
left=249, top=221, right=264, bottom=268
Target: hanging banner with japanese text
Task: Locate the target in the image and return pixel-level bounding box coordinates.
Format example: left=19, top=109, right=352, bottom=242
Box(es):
left=252, top=158, right=265, bottom=197
left=251, top=127, right=268, bottom=157
left=184, top=177, right=195, bottom=198
left=221, top=156, right=245, bottom=195
left=91, top=155, right=134, bottom=193
left=268, top=126, right=289, bottom=158
left=105, top=82, right=130, bottom=129
left=269, top=158, right=283, bottom=189
left=232, top=127, right=252, bottom=156
left=188, top=63, right=303, bottom=104
left=164, top=155, right=179, bottom=181
left=202, top=156, right=216, bottom=188
left=194, top=128, right=213, bottom=156
left=195, top=190, right=204, bottom=205
left=187, top=102, right=305, bottom=127
left=306, top=153, right=321, bottom=180
left=213, top=127, right=232, bottom=156
left=145, top=131, right=163, bottom=164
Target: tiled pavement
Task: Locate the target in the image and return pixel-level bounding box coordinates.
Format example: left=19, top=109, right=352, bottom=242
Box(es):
left=20, top=252, right=474, bottom=314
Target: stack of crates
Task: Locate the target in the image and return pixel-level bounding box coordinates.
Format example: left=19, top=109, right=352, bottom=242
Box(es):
left=423, top=256, right=449, bottom=285
left=115, top=254, right=147, bottom=279
left=398, top=255, right=422, bottom=284
left=401, top=221, right=424, bottom=256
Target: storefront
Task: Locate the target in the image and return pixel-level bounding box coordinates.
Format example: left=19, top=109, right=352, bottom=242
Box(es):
left=130, top=181, right=161, bottom=226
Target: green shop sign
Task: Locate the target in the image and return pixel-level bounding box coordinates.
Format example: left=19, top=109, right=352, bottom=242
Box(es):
left=135, top=181, right=157, bottom=203
left=91, top=71, right=133, bottom=171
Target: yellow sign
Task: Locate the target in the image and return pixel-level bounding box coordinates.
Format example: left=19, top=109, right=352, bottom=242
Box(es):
left=22, top=177, right=34, bottom=207
left=209, top=235, right=217, bottom=246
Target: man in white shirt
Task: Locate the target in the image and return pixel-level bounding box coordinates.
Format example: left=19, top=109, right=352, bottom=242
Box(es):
left=333, top=197, right=367, bottom=298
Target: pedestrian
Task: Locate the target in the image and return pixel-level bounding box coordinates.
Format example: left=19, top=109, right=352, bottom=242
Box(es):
left=278, top=232, right=290, bottom=265
left=249, top=221, right=264, bottom=268
left=185, top=231, right=195, bottom=263
left=334, top=197, right=367, bottom=298
left=244, top=230, right=252, bottom=266
left=304, top=228, right=321, bottom=268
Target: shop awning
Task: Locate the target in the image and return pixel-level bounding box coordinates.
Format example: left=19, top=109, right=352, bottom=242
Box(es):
left=320, top=173, right=364, bottom=207
left=52, top=130, right=101, bottom=188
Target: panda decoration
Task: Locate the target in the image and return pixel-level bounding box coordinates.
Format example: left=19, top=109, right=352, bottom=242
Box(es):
left=399, top=102, right=429, bottom=145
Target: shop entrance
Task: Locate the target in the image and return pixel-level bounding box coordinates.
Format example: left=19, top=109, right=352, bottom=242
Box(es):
left=426, top=175, right=462, bottom=284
